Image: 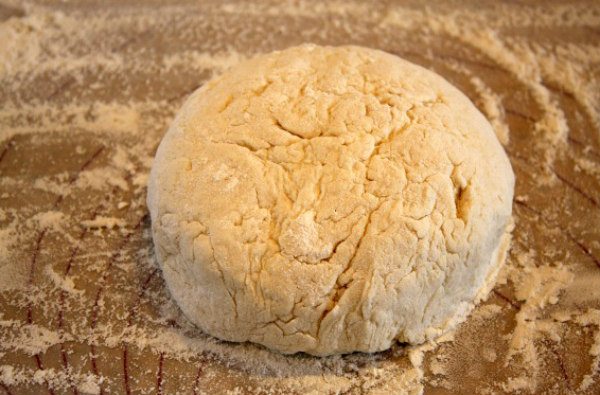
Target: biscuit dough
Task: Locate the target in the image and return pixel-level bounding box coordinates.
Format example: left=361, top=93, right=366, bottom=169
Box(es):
left=147, top=45, right=514, bottom=356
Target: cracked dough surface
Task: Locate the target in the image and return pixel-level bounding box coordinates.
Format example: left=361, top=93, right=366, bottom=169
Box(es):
left=147, top=44, right=514, bottom=356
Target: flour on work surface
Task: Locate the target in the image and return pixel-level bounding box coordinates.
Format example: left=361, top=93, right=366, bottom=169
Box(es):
left=81, top=216, right=126, bottom=229
left=0, top=0, right=599, bottom=394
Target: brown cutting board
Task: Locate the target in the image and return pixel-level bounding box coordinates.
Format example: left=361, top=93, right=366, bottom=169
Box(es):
left=1, top=1, right=599, bottom=394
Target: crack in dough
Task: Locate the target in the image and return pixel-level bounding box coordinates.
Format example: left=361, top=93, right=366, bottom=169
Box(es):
left=147, top=45, right=515, bottom=356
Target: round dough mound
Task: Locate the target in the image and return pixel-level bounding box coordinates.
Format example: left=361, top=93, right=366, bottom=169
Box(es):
left=147, top=45, right=514, bottom=356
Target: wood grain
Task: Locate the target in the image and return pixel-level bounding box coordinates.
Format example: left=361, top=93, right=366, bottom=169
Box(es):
left=0, top=1, right=599, bottom=394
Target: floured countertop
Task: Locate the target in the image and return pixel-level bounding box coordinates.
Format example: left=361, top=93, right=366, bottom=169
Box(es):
left=0, top=1, right=599, bottom=394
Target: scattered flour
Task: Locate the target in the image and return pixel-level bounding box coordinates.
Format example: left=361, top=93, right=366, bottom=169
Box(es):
left=32, top=210, right=66, bottom=231
left=44, top=265, right=82, bottom=295
left=0, top=365, right=102, bottom=395
left=576, top=309, right=600, bottom=391
left=0, top=1, right=598, bottom=394
left=0, top=322, right=69, bottom=356
left=470, top=76, right=510, bottom=146
left=81, top=216, right=126, bottom=229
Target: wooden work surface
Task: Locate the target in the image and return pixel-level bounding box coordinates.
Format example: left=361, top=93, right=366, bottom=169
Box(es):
left=0, top=1, right=599, bottom=394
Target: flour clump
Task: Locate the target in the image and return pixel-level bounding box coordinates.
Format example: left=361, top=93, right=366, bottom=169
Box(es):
left=147, top=44, right=514, bottom=356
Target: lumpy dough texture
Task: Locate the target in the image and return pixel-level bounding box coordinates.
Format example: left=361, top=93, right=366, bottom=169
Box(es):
left=147, top=45, right=515, bottom=356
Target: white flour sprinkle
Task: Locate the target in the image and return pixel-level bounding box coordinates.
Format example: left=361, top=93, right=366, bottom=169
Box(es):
left=0, top=1, right=598, bottom=394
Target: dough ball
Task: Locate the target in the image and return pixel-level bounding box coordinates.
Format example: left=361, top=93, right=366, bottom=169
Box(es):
left=147, top=45, right=514, bottom=356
